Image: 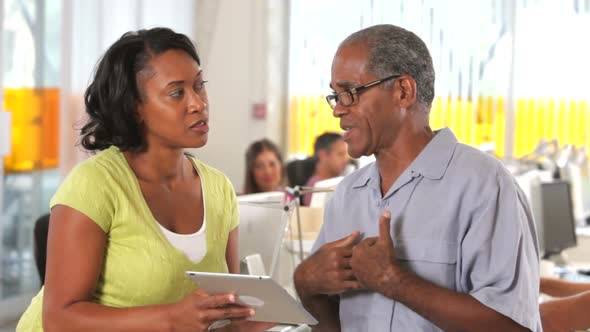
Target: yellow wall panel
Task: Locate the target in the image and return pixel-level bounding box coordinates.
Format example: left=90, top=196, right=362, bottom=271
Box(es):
left=3, top=88, right=60, bottom=173
left=288, top=95, right=588, bottom=160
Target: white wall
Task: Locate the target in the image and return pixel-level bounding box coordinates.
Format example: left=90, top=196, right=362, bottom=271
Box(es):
left=188, top=0, right=289, bottom=191
left=60, top=0, right=196, bottom=179
left=59, top=0, right=289, bottom=192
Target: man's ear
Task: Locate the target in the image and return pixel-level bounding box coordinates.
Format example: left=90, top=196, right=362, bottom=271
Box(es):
left=396, top=76, right=417, bottom=108
left=317, top=149, right=328, bottom=161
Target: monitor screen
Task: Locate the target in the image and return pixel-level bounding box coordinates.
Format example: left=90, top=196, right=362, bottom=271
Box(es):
left=309, top=176, right=343, bottom=208
left=237, top=191, right=286, bottom=205
left=515, top=170, right=546, bottom=255
left=237, top=194, right=292, bottom=277
left=541, top=181, right=577, bottom=257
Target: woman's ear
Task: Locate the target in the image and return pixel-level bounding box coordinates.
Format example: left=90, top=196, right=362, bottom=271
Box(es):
left=135, top=101, right=145, bottom=123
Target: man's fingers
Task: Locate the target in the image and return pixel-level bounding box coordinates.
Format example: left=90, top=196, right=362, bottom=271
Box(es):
left=362, top=237, right=378, bottom=246
left=378, top=210, right=393, bottom=245
left=342, top=280, right=362, bottom=291
left=339, top=268, right=357, bottom=280
left=337, top=247, right=354, bottom=258
left=327, top=230, right=361, bottom=248
left=352, top=237, right=377, bottom=255
left=338, top=257, right=353, bottom=269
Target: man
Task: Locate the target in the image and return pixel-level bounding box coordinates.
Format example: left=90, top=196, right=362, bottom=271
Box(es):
left=293, top=24, right=541, bottom=331
left=302, top=132, right=349, bottom=206
left=539, top=277, right=590, bottom=331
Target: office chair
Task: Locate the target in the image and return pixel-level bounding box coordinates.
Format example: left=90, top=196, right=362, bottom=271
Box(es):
left=286, top=158, right=317, bottom=187
left=33, top=213, right=50, bottom=286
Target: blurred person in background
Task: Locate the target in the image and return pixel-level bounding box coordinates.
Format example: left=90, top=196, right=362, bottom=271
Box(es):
left=302, top=132, right=349, bottom=206
left=242, top=138, right=285, bottom=194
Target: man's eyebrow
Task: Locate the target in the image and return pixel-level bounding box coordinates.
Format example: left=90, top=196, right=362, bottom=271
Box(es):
left=329, top=81, right=356, bottom=90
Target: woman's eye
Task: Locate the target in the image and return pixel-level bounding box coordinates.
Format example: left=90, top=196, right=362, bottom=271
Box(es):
left=194, top=80, right=208, bottom=92
left=169, top=89, right=184, bottom=97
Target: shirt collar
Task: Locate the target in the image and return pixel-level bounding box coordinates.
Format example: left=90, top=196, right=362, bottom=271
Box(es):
left=352, top=163, right=378, bottom=188
left=352, top=127, right=457, bottom=188
left=409, top=128, right=457, bottom=180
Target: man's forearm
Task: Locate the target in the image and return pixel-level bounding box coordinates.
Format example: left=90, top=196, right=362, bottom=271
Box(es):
left=381, top=271, right=529, bottom=332
left=294, top=268, right=340, bottom=331
left=299, top=293, right=340, bottom=332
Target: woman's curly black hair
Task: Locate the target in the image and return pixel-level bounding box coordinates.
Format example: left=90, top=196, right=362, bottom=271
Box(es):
left=80, top=27, right=200, bottom=151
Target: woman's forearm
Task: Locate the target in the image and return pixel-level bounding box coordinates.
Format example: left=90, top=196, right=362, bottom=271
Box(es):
left=541, top=291, right=590, bottom=332
left=44, top=301, right=173, bottom=332
left=540, top=277, right=590, bottom=297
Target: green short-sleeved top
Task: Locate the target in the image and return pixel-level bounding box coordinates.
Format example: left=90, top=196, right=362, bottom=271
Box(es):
left=17, top=146, right=238, bottom=331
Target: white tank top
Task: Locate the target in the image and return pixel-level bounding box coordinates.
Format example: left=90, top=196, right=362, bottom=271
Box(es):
left=158, top=219, right=207, bottom=263
left=157, top=168, right=207, bottom=263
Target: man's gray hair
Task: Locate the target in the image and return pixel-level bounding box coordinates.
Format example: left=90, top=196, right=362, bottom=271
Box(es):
left=341, top=24, right=435, bottom=108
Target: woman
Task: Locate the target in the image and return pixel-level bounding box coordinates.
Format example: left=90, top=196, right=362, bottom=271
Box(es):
left=243, top=139, right=285, bottom=194
left=17, top=28, right=273, bottom=332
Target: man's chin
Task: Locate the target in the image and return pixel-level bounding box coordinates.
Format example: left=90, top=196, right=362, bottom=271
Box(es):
left=348, top=150, right=364, bottom=159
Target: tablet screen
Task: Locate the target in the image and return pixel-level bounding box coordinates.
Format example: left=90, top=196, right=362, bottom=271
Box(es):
left=186, top=271, right=318, bottom=326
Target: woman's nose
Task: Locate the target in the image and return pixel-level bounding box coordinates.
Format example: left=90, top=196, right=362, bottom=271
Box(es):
left=187, top=91, right=207, bottom=113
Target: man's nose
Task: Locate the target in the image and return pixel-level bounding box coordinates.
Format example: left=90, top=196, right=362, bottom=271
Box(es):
left=332, top=103, right=349, bottom=118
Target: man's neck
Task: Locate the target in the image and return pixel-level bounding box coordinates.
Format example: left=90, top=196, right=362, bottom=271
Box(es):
left=375, top=123, right=434, bottom=195
left=314, top=163, right=338, bottom=180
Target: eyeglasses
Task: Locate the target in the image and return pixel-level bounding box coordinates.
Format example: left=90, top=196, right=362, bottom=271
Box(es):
left=326, top=74, right=401, bottom=109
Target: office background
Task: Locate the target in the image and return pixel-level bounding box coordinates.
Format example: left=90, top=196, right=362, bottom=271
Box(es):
left=1, top=0, right=590, bottom=327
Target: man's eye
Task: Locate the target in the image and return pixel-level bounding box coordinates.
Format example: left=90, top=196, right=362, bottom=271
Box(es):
left=169, top=89, right=184, bottom=97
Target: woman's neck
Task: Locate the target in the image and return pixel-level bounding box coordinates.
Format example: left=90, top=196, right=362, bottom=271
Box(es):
left=124, top=147, right=189, bottom=184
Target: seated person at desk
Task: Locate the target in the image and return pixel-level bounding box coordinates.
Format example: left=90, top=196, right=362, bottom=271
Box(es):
left=17, top=28, right=273, bottom=332
left=293, top=24, right=541, bottom=331
left=539, top=277, right=590, bottom=332
left=243, top=139, right=285, bottom=194
left=302, top=132, right=349, bottom=206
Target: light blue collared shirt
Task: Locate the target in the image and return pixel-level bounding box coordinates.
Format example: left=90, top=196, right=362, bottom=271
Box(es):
left=312, top=128, right=542, bottom=331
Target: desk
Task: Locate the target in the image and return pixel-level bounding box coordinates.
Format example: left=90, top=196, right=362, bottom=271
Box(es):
left=563, top=227, right=590, bottom=265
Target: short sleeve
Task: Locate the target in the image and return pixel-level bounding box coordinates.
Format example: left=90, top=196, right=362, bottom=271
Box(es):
left=225, top=177, right=239, bottom=231
left=311, top=193, right=334, bottom=253
left=50, top=161, right=115, bottom=233
left=460, top=171, right=541, bottom=331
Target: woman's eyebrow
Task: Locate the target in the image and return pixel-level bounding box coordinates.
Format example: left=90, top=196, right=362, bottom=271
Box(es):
left=165, top=70, right=203, bottom=87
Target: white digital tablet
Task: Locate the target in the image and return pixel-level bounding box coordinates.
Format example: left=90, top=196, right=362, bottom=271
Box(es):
left=186, top=271, right=318, bottom=326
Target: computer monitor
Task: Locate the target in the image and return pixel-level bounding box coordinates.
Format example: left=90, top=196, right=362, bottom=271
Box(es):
left=309, top=176, right=343, bottom=208
left=515, top=170, right=546, bottom=255
left=237, top=191, right=286, bottom=205
left=237, top=192, right=292, bottom=278
left=540, top=181, right=577, bottom=258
